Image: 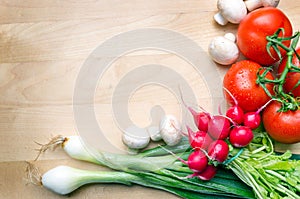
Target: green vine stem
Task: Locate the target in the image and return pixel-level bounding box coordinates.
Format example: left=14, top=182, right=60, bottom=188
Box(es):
left=256, top=29, right=300, bottom=112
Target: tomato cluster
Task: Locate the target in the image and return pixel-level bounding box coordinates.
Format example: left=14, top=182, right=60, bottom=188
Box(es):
left=263, top=48, right=300, bottom=144
left=223, top=59, right=300, bottom=144
left=223, top=7, right=300, bottom=144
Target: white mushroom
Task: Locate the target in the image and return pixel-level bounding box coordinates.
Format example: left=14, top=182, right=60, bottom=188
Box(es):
left=147, top=126, right=162, bottom=141
left=159, top=115, right=182, bottom=146
left=122, top=125, right=150, bottom=150
left=214, top=0, right=247, bottom=26
left=208, top=33, right=239, bottom=65
left=244, top=0, right=280, bottom=12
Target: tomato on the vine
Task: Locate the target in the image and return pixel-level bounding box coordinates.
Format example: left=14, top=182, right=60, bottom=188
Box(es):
left=262, top=101, right=300, bottom=144
left=237, top=7, right=293, bottom=66
left=223, top=60, right=274, bottom=112
left=277, top=48, right=300, bottom=97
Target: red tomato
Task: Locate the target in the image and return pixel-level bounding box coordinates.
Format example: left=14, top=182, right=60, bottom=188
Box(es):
left=223, top=60, right=274, bottom=112
left=237, top=7, right=293, bottom=66
left=277, top=48, right=300, bottom=97
left=262, top=101, right=300, bottom=144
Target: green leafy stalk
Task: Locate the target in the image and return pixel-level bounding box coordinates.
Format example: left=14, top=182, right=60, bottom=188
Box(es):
left=227, top=131, right=300, bottom=199
left=85, top=143, right=255, bottom=198
left=257, top=29, right=300, bottom=111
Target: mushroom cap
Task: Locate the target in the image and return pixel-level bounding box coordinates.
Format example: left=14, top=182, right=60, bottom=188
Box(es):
left=147, top=126, right=162, bottom=141
left=208, top=36, right=239, bottom=65
left=262, top=0, right=280, bottom=7
left=244, top=0, right=263, bottom=12
left=244, top=0, right=280, bottom=12
left=159, top=115, right=182, bottom=146
left=122, top=126, right=150, bottom=149
left=217, top=0, right=247, bottom=24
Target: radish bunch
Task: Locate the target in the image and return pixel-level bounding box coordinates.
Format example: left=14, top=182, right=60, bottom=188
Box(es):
left=224, top=87, right=276, bottom=148
left=184, top=107, right=230, bottom=181
left=182, top=88, right=269, bottom=181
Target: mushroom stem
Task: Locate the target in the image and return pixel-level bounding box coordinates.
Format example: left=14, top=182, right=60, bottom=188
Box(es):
left=122, top=126, right=150, bottom=150
left=244, top=0, right=280, bottom=12
left=214, top=12, right=229, bottom=26
left=244, top=0, right=263, bottom=11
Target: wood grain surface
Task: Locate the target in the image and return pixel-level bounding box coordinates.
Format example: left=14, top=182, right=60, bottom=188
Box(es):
left=1, top=1, right=300, bottom=198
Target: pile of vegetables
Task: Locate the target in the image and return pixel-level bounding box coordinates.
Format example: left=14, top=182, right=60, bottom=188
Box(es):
left=28, top=135, right=255, bottom=198
left=27, top=2, right=300, bottom=199
left=222, top=7, right=300, bottom=144
left=27, top=131, right=300, bottom=199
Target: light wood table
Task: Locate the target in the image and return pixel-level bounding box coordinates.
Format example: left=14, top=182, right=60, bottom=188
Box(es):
left=1, top=1, right=300, bottom=198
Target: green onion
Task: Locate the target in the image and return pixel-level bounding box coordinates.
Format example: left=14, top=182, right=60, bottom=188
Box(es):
left=29, top=163, right=254, bottom=198
left=33, top=130, right=299, bottom=199
left=32, top=135, right=255, bottom=198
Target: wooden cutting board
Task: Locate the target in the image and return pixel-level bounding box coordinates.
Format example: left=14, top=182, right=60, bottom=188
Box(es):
left=1, top=1, right=300, bottom=198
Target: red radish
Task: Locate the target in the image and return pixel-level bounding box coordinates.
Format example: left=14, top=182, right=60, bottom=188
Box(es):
left=243, top=112, right=261, bottom=130
left=188, top=108, right=211, bottom=132
left=160, top=143, right=208, bottom=173
left=229, top=126, right=254, bottom=147
left=244, top=99, right=274, bottom=129
left=196, top=165, right=218, bottom=181
left=208, top=140, right=229, bottom=163
left=226, top=106, right=244, bottom=125
left=187, top=126, right=213, bottom=150
left=187, top=150, right=208, bottom=173
left=224, top=87, right=244, bottom=124
left=207, top=115, right=231, bottom=140
left=179, top=90, right=211, bottom=132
